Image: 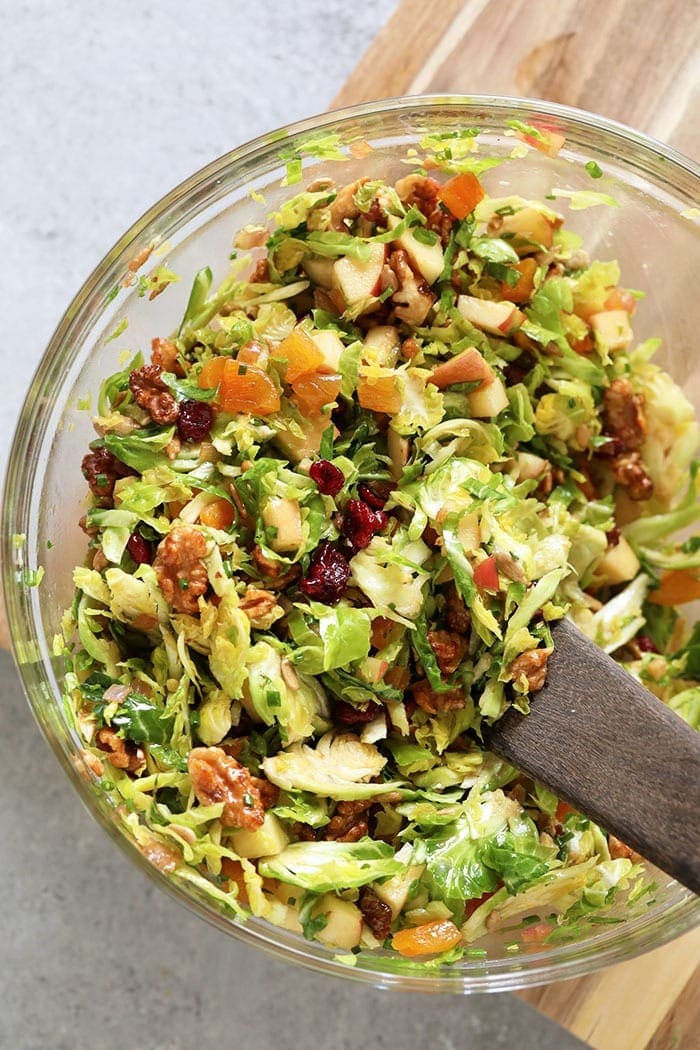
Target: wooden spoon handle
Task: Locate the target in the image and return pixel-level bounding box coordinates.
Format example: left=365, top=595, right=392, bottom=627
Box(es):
left=486, top=619, right=700, bottom=894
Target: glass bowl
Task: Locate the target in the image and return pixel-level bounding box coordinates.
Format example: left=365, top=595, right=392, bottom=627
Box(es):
left=3, top=95, right=699, bottom=993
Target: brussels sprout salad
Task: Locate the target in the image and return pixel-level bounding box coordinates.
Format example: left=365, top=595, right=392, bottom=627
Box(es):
left=60, top=129, right=700, bottom=968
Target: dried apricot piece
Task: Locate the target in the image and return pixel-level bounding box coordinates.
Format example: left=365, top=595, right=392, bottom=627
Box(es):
left=392, top=919, right=462, bottom=957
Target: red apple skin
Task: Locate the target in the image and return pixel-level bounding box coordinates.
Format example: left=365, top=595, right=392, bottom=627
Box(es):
left=430, top=347, right=493, bottom=391
left=497, top=307, right=525, bottom=334
left=473, top=554, right=500, bottom=592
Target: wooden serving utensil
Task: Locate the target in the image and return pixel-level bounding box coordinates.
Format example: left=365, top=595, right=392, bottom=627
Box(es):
left=485, top=619, right=700, bottom=895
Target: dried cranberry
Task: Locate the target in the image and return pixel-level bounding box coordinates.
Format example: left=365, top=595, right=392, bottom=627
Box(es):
left=606, top=526, right=621, bottom=547
left=127, top=532, right=152, bottom=565
left=300, top=541, right=350, bottom=604
left=358, top=481, right=395, bottom=509
left=310, top=459, right=344, bottom=497
left=341, top=499, right=388, bottom=551
left=335, top=699, right=382, bottom=725
left=177, top=399, right=214, bottom=443
left=636, top=635, right=659, bottom=653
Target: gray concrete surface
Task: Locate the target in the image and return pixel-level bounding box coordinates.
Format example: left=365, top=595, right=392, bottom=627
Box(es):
left=0, top=4, right=586, bottom=1047
left=0, top=647, right=587, bottom=1049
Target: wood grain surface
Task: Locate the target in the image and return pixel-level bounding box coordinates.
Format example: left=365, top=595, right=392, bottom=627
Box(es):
left=336, top=2, right=699, bottom=1046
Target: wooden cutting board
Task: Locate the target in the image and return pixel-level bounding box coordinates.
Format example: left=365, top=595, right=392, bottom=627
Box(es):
left=1, top=2, right=697, bottom=1045
left=334, top=1, right=699, bottom=1047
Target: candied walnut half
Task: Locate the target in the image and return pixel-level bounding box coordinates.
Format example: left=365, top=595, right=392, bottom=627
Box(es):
left=95, top=727, right=144, bottom=772
left=150, top=336, right=183, bottom=375
left=153, top=525, right=209, bottom=614
left=187, top=746, right=265, bottom=830
left=508, top=648, right=552, bottom=693
left=603, top=378, right=648, bottom=451
left=129, top=363, right=178, bottom=425
left=359, top=886, right=393, bottom=941
left=444, top=583, right=471, bottom=634
left=81, top=447, right=130, bottom=499
left=610, top=451, right=654, bottom=501
left=411, top=679, right=466, bottom=715
left=239, top=586, right=283, bottom=628
left=325, top=799, right=372, bottom=842
left=427, top=629, right=468, bottom=676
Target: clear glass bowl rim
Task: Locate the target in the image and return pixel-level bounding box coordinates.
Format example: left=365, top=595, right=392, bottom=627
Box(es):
left=2, top=93, right=699, bottom=994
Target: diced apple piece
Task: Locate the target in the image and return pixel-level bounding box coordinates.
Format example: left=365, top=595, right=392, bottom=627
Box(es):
left=303, top=255, right=336, bottom=290
left=515, top=451, right=548, bottom=481
left=467, top=375, right=509, bottom=418
left=333, top=242, right=386, bottom=305
left=590, top=310, right=633, bottom=352
left=457, top=295, right=524, bottom=336
left=230, top=812, right=289, bottom=860
left=497, top=207, right=554, bottom=254
left=473, top=554, right=500, bottom=592
left=363, top=325, right=401, bottom=368
left=313, top=894, right=364, bottom=950
left=311, top=328, right=345, bottom=370
left=387, top=215, right=444, bottom=285
left=373, top=864, right=425, bottom=919
left=262, top=497, right=302, bottom=552
left=457, top=511, right=481, bottom=552
left=273, top=415, right=332, bottom=463
left=387, top=427, right=410, bottom=481
left=430, top=347, right=492, bottom=390
left=595, top=535, right=640, bottom=586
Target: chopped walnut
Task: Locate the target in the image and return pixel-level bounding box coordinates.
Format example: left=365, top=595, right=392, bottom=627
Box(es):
left=140, top=837, right=181, bottom=873
left=508, top=648, right=552, bottom=693
left=164, top=435, right=181, bottom=460
left=153, top=525, right=209, bottom=614
left=359, top=886, right=393, bottom=940
left=400, top=336, right=421, bottom=360
left=444, top=583, right=471, bottom=634
left=608, top=835, right=642, bottom=862
left=328, top=179, right=364, bottom=230
left=411, top=679, right=466, bottom=715
left=610, top=451, right=654, bottom=501
left=249, top=258, right=270, bottom=283
left=325, top=799, right=372, bottom=842
left=427, top=629, right=468, bottom=676
left=239, top=586, right=283, bottom=628
left=92, top=547, right=109, bottom=572
left=395, top=173, right=440, bottom=212
left=493, top=551, right=527, bottom=584
left=251, top=774, right=280, bottom=810
left=395, top=174, right=449, bottom=236
left=187, top=746, right=265, bottom=830
left=603, top=378, right=648, bottom=451
left=129, top=363, right=179, bottom=425
left=251, top=545, right=301, bottom=590
left=74, top=749, right=104, bottom=781
left=389, top=249, right=435, bottom=326
left=150, top=336, right=183, bottom=375
left=293, top=821, right=318, bottom=842
left=95, top=727, right=144, bottom=772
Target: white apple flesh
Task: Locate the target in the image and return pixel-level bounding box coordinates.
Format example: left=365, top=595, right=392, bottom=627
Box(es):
left=333, top=242, right=386, bottom=305
left=387, top=215, right=444, bottom=285
left=458, top=295, right=524, bottom=336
